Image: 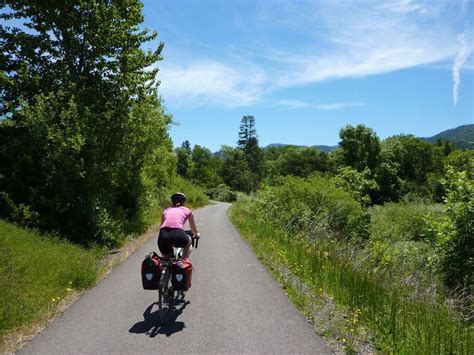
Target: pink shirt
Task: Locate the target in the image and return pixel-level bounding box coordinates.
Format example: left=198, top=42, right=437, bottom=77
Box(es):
left=160, top=206, right=192, bottom=229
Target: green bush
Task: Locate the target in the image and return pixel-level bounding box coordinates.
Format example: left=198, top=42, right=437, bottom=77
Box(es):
left=431, top=168, right=473, bottom=288
left=369, top=202, right=443, bottom=243
left=205, top=184, right=238, bottom=202
left=334, top=166, right=379, bottom=206
left=165, top=176, right=209, bottom=208
left=255, top=175, right=369, bottom=240
left=365, top=202, right=444, bottom=290
left=364, top=240, right=436, bottom=290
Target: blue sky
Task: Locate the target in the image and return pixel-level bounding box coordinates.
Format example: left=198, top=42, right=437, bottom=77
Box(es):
left=142, top=0, right=473, bottom=152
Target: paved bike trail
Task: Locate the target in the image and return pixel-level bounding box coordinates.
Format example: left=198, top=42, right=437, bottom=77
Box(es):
left=19, top=202, right=331, bottom=354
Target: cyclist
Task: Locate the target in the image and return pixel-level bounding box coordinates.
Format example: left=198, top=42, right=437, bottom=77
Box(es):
left=158, top=192, right=200, bottom=258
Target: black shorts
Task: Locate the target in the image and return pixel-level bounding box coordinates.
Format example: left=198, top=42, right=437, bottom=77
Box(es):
left=158, top=228, right=191, bottom=256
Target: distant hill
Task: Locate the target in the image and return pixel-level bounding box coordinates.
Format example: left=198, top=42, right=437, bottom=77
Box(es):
left=264, top=143, right=338, bottom=152
left=315, top=145, right=338, bottom=153
left=424, top=124, right=474, bottom=150
left=262, top=124, right=474, bottom=152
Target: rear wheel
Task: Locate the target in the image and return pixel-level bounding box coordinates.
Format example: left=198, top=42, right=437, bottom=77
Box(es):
left=158, top=270, right=174, bottom=323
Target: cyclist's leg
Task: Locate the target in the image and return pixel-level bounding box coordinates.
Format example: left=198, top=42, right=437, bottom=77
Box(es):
left=170, top=229, right=192, bottom=258
left=158, top=228, right=174, bottom=258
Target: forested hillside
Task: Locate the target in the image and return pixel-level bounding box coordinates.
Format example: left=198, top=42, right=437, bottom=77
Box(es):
left=265, top=124, right=474, bottom=153
left=425, top=124, right=474, bottom=150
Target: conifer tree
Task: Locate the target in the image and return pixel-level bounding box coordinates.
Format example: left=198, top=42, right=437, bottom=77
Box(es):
left=237, top=115, right=263, bottom=191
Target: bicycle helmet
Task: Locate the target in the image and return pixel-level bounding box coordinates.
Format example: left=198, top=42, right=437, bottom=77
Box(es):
left=171, top=192, right=187, bottom=205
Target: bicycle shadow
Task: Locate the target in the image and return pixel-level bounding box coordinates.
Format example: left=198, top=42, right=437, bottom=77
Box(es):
left=129, top=298, right=190, bottom=337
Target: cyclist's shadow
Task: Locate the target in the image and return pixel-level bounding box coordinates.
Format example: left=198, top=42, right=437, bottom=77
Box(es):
left=129, top=298, right=190, bottom=338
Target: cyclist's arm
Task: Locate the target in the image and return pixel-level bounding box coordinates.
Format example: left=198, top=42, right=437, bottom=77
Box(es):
left=188, top=214, right=199, bottom=237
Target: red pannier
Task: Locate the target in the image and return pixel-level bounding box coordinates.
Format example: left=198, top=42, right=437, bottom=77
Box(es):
left=171, top=257, right=193, bottom=291
left=141, top=252, right=163, bottom=290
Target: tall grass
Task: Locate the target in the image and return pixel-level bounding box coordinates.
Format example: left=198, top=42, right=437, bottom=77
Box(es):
left=0, top=220, right=102, bottom=337
left=231, top=199, right=472, bottom=354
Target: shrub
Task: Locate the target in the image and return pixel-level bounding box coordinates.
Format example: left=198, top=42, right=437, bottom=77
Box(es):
left=431, top=168, right=473, bottom=288
left=205, top=184, right=237, bottom=202
left=166, top=176, right=208, bottom=208
left=364, top=240, right=436, bottom=290
left=369, top=202, right=443, bottom=243
left=334, top=166, right=379, bottom=206
left=255, top=175, right=369, bottom=240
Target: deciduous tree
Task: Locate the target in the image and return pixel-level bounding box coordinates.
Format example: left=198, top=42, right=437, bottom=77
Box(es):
left=0, top=0, right=173, bottom=245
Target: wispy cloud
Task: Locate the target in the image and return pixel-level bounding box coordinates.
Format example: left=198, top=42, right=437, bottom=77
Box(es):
left=157, top=0, right=470, bottom=107
left=270, top=0, right=460, bottom=88
left=276, top=100, right=366, bottom=111
left=158, top=61, right=267, bottom=107
left=452, top=33, right=472, bottom=105
left=378, top=0, right=428, bottom=15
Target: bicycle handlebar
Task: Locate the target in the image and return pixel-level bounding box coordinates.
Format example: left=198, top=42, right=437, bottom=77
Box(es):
left=185, top=230, right=199, bottom=249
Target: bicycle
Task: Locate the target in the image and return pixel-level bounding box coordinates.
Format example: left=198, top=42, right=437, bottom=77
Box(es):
left=157, top=231, right=199, bottom=323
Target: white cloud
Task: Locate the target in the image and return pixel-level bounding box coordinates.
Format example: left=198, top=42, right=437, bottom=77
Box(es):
left=276, top=100, right=366, bottom=111
left=157, top=1, right=469, bottom=107
left=378, top=0, right=427, bottom=15
left=316, top=102, right=366, bottom=111
left=271, top=0, right=460, bottom=88
left=158, top=61, right=267, bottom=107
left=452, top=33, right=472, bottom=105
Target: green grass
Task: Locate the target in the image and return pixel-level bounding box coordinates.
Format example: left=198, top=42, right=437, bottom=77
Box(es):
left=0, top=220, right=103, bottom=337
left=230, top=199, right=473, bottom=354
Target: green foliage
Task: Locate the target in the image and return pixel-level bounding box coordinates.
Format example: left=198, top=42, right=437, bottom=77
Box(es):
left=165, top=176, right=209, bottom=208
left=365, top=240, right=434, bottom=285
left=0, top=192, right=39, bottom=227
left=444, top=150, right=474, bottom=177
left=371, top=134, right=446, bottom=203
left=364, top=202, right=444, bottom=289
left=175, top=145, right=192, bottom=178
left=236, top=115, right=263, bottom=191
left=255, top=175, right=369, bottom=240
left=220, top=146, right=254, bottom=193
left=369, top=202, right=443, bottom=243
left=189, top=145, right=222, bottom=188
left=267, top=146, right=331, bottom=179
left=334, top=167, right=379, bottom=206
left=0, top=220, right=101, bottom=336
left=382, top=135, right=439, bottom=184
left=339, top=124, right=381, bottom=172
left=205, top=184, right=237, bottom=202
left=430, top=168, right=474, bottom=288
left=0, top=1, right=175, bottom=246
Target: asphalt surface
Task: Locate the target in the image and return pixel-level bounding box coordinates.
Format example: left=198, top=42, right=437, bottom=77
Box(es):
left=19, top=202, right=331, bottom=354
